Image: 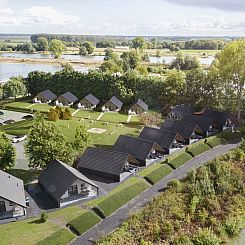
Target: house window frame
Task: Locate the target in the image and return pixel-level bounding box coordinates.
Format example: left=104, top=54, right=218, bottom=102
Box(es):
left=68, top=185, right=78, bottom=196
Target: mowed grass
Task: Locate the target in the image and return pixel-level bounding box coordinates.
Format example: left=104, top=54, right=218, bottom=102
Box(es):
left=0, top=218, right=61, bottom=245
left=31, top=104, right=54, bottom=112
left=100, top=112, right=129, bottom=124
left=74, top=109, right=101, bottom=119
left=5, top=102, right=32, bottom=109
left=1, top=116, right=141, bottom=148
left=48, top=205, right=87, bottom=226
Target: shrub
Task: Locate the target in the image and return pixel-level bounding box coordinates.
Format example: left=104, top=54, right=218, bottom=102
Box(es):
left=95, top=181, right=148, bottom=217
left=205, top=136, right=226, bottom=148
left=144, top=164, right=173, bottom=184
left=192, top=228, right=220, bottom=245
left=40, top=211, right=48, bottom=223
left=67, top=211, right=101, bottom=235
left=221, top=131, right=243, bottom=141
left=167, top=179, right=182, bottom=190
left=37, top=228, right=75, bottom=245
left=186, top=142, right=211, bottom=157
left=171, top=235, right=193, bottom=245
left=223, top=216, right=242, bottom=237
left=168, top=152, right=193, bottom=169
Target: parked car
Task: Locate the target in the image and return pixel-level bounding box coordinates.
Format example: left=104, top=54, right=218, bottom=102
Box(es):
left=22, top=115, right=34, bottom=120
left=3, top=119, right=15, bottom=124
left=0, top=111, right=4, bottom=115
left=12, top=135, right=27, bottom=143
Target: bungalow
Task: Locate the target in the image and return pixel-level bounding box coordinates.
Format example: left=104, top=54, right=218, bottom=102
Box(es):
left=0, top=170, right=26, bottom=220
left=78, top=147, right=139, bottom=182
left=77, top=94, right=100, bottom=109
left=55, top=92, right=78, bottom=107
left=168, top=104, right=194, bottom=119
left=128, top=99, right=148, bottom=115
left=113, top=135, right=164, bottom=166
left=33, top=90, right=57, bottom=104
left=196, top=109, right=233, bottom=131
left=139, top=127, right=185, bottom=154
left=102, top=96, right=123, bottom=112
left=38, top=160, right=99, bottom=207
left=180, top=114, right=215, bottom=137
left=161, top=119, right=203, bottom=144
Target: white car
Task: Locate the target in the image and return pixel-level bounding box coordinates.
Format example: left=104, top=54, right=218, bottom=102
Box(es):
left=12, top=135, right=27, bottom=143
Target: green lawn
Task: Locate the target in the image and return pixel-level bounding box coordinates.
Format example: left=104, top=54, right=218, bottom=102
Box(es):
left=31, top=104, right=54, bottom=112
left=5, top=102, right=32, bottom=109
left=100, top=112, right=129, bottom=124
left=0, top=218, right=61, bottom=245
left=1, top=119, right=34, bottom=135
left=74, top=109, right=101, bottom=119
left=48, top=205, right=87, bottom=226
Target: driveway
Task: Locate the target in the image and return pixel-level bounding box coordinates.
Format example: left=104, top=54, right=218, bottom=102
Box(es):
left=71, top=138, right=242, bottom=245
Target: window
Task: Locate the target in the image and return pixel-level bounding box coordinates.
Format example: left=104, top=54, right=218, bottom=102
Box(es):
left=68, top=185, right=78, bottom=196
left=0, top=201, right=6, bottom=212
left=9, top=201, right=15, bottom=206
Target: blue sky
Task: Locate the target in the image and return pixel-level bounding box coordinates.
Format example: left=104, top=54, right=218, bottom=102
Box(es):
left=0, top=0, right=244, bottom=36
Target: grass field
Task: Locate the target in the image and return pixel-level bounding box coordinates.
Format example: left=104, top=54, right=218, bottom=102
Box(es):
left=0, top=217, right=61, bottom=245
left=74, top=109, right=101, bottom=119
left=100, top=112, right=129, bottom=124
left=4, top=102, right=32, bottom=109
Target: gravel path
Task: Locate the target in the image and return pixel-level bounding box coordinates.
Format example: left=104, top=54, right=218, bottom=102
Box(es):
left=71, top=139, right=242, bottom=245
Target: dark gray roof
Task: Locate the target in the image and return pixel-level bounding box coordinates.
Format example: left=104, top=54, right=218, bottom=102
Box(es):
left=38, top=90, right=57, bottom=101
left=134, top=99, right=148, bottom=111
left=139, top=126, right=183, bottom=149
left=0, top=170, right=26, bottom=207
left=169, top=104, right=194, bottom=118
left=202, top=109, right=231, bottom=128
left=161, top=119, right=202, bottom=140
left=78, top=147, right=138, bottom=176
left=83, top=94, right=100, bottom=106
left=38, top=160, right=98, bottom=201
left=109, top=96, right=123, bottom=109
left=180, top=114, right=214, bottom=133
left=59, top=92, right=78, bottom=103
left=113, top=135, right=163, bottom=162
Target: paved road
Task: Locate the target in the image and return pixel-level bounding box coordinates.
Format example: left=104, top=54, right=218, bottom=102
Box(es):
left=71, top=139, right=242, bottom=245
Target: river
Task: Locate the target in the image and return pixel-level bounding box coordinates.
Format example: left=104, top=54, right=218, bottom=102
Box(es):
left=0, top=52, right=215, bottom=83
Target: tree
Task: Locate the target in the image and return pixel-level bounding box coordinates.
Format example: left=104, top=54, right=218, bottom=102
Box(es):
left=0, top=86, right=3, bottom=99
left=61, top=62, right=74, bottom=72
left=81, top=41, right=94, bottom=54
left=73, top=125, right=91, bottom=150
left=25, top=116, right=73, bottom=169
left=100, top=60, right=122, bottom=74
left=49, top=39, right=65, bottom=58
left=37, top=37, right=49, bottom=52
left=214, top=40, right=245, bottom=120
left=132, top=37, right=146, bottom=50
left=121, top=50, right=141, bottom=71
left=3, top=76, right=27, bottom=98
left=79, top=46, right=88, bottom=56
left=163, top=69, right=186, bottom=105
left=61, top=108, right=72, bottom=120
left=47, top=108, right=59, bottom=121
left=104, top=48, right=119, bottom=62
left=0, top=131, right=16, bottom=170
left=156, top=50, right=161, bottom=57
left=171, top=53, right=201, bottom=70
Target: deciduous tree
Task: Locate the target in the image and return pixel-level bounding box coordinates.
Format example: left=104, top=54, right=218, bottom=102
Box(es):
left=3, top=76, right=27, bottom=98
left=73, top=125, right=91, bottom=150
left=49, top=39, right=65, bottom=58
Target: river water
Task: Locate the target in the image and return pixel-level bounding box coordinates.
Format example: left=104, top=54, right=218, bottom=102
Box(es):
left=0, top=52, right=215, bottom=83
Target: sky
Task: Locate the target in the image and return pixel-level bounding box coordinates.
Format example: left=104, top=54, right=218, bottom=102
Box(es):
left=0, top=0, right=244, bottom=36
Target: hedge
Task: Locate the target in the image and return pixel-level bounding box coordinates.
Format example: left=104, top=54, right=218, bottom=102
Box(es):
left=95, top=181, right=149, bottom=217
left=205, top=135, right=227, bottom=148
left=221, top=131, right=243, bottom=141
left=168, top=152, right=193, bottom=169
left=37, top=228, right=75, bottom=245
left=67, top=211, right=101, bottom=236
left=186, top=141, right=211, bottom=157
left=3, top=106, right=33, bottom=114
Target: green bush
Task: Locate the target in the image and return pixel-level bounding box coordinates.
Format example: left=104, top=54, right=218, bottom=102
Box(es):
left=223, top=216, right=242, bottom=237
left=144, top=164, right=173, bottom=184
left=172, top=234, right=193, bottom=245
left=205, top=136, right=226, bottom=148
left=186, top=142, right=211, bottom=157
left=67, top=211, right=101, bottom=236
left=221, top=131, right=243, bottom=141
left=168, top=152, right=193, bottom=169
left=37, top=228, right=75, bottom=245
left=95, top=182, right=148, bottom=217
left=192, top=228, right=220, bottom=245
left=40, top=211, right=48, bottom=223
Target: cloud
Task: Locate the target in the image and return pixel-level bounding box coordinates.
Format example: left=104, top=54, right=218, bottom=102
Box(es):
left=0, top=6, right=80, bottom=27
left=164, top=0, right=245, bottom=12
